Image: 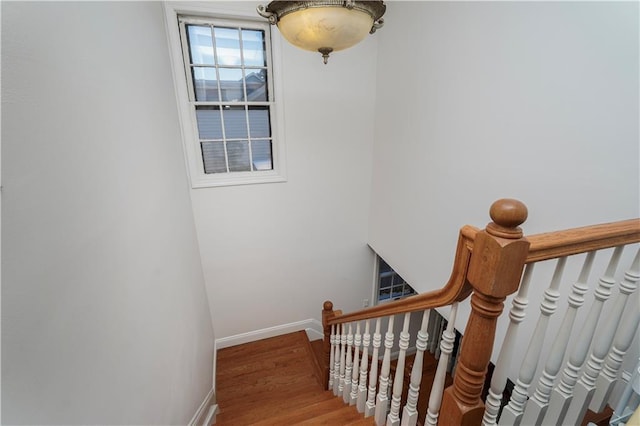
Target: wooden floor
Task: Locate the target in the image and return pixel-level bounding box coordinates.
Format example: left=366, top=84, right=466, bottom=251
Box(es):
left=215, top=331, right=611, bottom=425
left=215, top=331, right=375, bottom=425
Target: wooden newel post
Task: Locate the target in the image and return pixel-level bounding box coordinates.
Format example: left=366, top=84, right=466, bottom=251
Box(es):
left=440, top=199, right=531, bottom=425
left=322, top=300, right=336, bottom=390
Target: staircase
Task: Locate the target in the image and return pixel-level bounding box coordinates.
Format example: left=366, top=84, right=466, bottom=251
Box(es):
left=215, top=200, right=640, bottom=425
left=215, top=331, right=376, bottom=425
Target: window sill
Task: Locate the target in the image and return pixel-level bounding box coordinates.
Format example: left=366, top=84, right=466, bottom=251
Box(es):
left=190, top=170, right=287, bottom=188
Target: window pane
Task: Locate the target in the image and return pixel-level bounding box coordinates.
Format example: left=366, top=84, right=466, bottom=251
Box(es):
left=219, top=68, right=244, bottom=102
left=251, top=140, right=272, bottom=170
left=196, top=106, right=223, bottom=139
left=214, top=27, right=241, bottom=66
left=222, top=106, right=248, bottom=139
left=187, top=25, right=215, bottom=65
left=245, top=69, right=267, bottom=102
left=393, top=274, right=406, bottom=285
left=227, top=141, right=250, bottom=172
left=242, top=29, right=265, bottom=66
left=392, top=286, right=403, bottom=299
left=192, top=67, right=218, bottom=101
left=379, top=288, right=391, bottom=301
left=201, top=142, right=227, bottom=173
left=380, top=275, right=392, bottom=289
left=248, top=107, right=270, bottom=138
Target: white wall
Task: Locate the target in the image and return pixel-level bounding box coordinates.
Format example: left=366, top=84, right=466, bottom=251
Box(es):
left=2, top=2, right=215, bottom=424
left=369, top=0, right=639, bottom=387
left=189, top=3, right=378, bottom=340
left=370, top=1, right=639, bottom=292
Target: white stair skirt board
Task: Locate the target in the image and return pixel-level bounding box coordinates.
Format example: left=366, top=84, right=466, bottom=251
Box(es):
left=189, top=387, right=218, bottom=426
left=214, top=319, right=324, bottom=349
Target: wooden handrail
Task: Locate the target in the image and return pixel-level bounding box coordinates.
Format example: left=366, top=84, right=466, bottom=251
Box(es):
left=326, top=219, right=640, bottom=327
left=326, top=225, right=479, bottom=326
left=526, top=218, right=640, bottom=263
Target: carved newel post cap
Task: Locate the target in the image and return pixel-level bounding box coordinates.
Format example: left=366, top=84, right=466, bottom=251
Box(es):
left=487, top=199, right=528, bottom=238
left=323, top=300, right=333, bottom=311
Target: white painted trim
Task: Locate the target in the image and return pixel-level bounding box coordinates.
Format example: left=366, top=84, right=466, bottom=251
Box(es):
left=188, top=387, right=217, bottom=426
left=305, top=319, right=324, bottom=341
left=163, top=1, right=288, bottom=189
left=215, top=319, right=323, bottom=349
left=205, top=404, right=219, bottom=426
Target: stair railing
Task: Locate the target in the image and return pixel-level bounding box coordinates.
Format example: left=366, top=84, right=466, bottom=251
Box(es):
left=321, top=198, right=640, bottom=426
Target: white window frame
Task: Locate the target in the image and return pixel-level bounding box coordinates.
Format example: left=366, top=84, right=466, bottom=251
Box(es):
left=164, top=2, right=287, bottom=188
left=374, top=254, right=417, bottom=305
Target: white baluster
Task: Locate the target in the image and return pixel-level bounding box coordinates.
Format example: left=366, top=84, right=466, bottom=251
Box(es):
left=329, top=324, right=336, bottom=391
left=350, top=321, right=362, bottom=405
left=483, top=263, right=535, bottom=426
left=338, top=323, right=347, bottom=397
left=333, top=323, right=341, bottom=395
left=425, top=302, right=459, bottom=426
left=387, top=313, right=411, bottom=426
left=545, top=246, right=624, bottom=424
left=523, top=254, right=596, bottom=425
left=401, top=310, right=431, bottom=426
left=591, top=306, right=640, bottom=412
left=344, top=323, right=354, bottom=402
left=514, top=257, right=567, bottom=424
left=357, top=320, right=371, bottom=413
left=375, top=316, right=395, bottom=426
left=366, top=318, right=382, bottom=417
left=563, top=246, right=638, bottom=425
left=590, top=248, right=640, bottom=413
left=501, top=258, right=565, bottom=426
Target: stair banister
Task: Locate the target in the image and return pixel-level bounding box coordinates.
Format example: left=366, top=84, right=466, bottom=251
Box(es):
left=322, top=301, right=341, bottom=390
left=518, top=256, right=568, bottom=425
left=591, top=305, right=640, bottom=413
left=401, top=310, right=430, bottom=426
left=388, top=312, right=411, bottom=426
left=440, top=199, right=530, bottom=425
left=344, top=323, right=354, bottom=401
left=426, top=302, right=460, bottom=426
left=543, top=246, right=625, bottom=423
left=339, top=323, right=348, bottom=396
left=320, top=199, right=639, bottom=426
left=562, top=245, right=640, bottom=425
left=374, top=315, right=395, bottom=425
left=525, top=219, right=640, bottom=263
left=482, top=263, right=534, bottom=426
left=365, top=318, right=382, bottom=417
left=357, top=320, right=371, bottom=412
left=350, top=321, right=362, bottom=405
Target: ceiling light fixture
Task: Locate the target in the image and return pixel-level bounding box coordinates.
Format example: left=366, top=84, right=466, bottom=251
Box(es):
left=257, top=1, right=386, bottom=64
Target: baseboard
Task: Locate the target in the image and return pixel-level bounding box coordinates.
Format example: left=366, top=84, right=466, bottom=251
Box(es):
left=215, top=318, right=324, bottom=349
left=189, top=387, right=217, bottom=426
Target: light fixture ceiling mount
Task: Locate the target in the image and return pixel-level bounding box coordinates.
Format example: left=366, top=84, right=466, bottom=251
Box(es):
left=257, top=0, right=386, bottom=64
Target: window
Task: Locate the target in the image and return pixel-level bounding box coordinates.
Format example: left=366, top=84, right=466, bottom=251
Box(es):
left=165, top=4, right=286, bottom=188
left=376, top=256, right=417, bottom=304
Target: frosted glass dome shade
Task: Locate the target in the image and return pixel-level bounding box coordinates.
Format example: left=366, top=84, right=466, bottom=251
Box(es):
left=277, top=7, right=374, bottom=53
left=257, top=1, right=385, bottom=63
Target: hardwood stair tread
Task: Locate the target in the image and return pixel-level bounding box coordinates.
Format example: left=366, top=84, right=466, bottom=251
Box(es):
left=250, top=391, right=348, bottom=425
left=296, top=403, right=369, bottom=425
left=217, top=389, right=333, bottom=424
